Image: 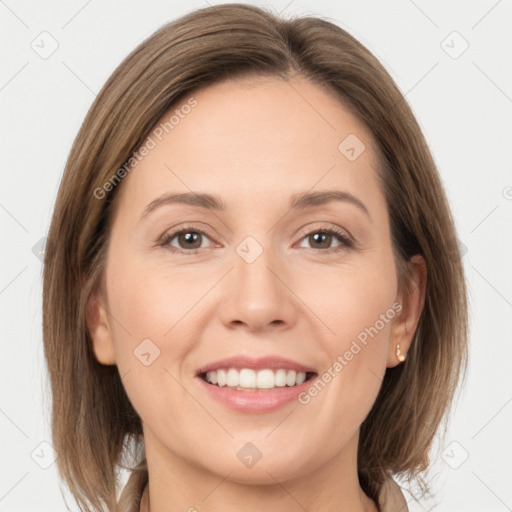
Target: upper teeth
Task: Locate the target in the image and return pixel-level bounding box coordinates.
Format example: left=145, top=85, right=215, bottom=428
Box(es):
left=205, top=368, right=308, bottom=389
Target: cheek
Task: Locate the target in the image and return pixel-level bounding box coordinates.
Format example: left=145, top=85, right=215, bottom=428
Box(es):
left=104, top=258, right=202, bottom=392
left=303, top=255, right=398, bottom=351
left=300, top=253, right=397, bottom=407
left=104, top=259, right=202, bottom=427
left=320, top=259, right=397, bottom=415
left=107, top=256, right=205, bottom=341
left=299, top=273, right=396, bottom=442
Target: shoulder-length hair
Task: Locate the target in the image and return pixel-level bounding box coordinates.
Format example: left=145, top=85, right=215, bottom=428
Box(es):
left=42, top=3, right=469, bottom=511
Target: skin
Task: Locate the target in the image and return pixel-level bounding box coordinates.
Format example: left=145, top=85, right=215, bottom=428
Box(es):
left=87, top=75, right=426, bottom=512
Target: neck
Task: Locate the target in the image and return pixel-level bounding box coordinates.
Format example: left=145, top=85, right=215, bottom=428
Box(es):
left=138, top=428, right=378, bottom=512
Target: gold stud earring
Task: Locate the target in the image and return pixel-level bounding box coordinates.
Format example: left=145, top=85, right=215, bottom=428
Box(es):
left=396, top=344, right=406, bottom=362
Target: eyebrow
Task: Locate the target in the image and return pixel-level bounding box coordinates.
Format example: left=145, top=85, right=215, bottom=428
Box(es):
left=139, top=189, right=371, bottom=221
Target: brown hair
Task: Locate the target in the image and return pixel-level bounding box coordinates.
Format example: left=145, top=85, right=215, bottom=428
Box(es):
left=42, top=3, right=468, bottom=511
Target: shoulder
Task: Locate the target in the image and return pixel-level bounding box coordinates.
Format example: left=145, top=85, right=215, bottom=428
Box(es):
left=378, top=477, right=409, bottom=512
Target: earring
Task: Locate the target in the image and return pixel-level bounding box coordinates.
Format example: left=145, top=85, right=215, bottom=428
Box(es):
left=396, top=344, right=406, bottom=362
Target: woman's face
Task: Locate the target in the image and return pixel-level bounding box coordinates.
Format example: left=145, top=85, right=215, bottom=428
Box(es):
left=89, top=75, right=421, bottom=485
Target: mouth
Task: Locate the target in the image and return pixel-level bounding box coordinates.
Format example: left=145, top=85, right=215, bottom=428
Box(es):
left=195, top=356, right=319, bottom=413
left=199, top=368, right=318, bottom=391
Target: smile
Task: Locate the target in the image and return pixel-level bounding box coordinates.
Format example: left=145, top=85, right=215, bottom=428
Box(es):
left=201, top=368, right=316, bottom=390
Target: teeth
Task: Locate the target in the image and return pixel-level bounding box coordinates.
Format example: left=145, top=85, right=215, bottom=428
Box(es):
left=275, top=369, right=287, bottom=387
left=226, top=368, right=239, bottom=387
left=296, top=371, right=307, bottom=385
left=204, top=368, right=309, bottom=389
left=240, top=368, right=256, bottom=388
left=286, top=370, right=296, bottom=386
left=256, top=369, right=274, bottom=389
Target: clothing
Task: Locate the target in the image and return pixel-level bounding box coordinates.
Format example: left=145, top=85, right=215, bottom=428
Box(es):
left=139, top=483, right=149, bottom=512
left=137, top=477, right=408, bottom=511
left=378, top=477, right=409, bottom=511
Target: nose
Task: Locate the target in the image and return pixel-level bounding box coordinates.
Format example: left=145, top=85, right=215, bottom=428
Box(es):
left=217, top=243, right=298, bottom=333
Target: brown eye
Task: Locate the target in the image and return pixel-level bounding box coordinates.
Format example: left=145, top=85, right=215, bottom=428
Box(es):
left=307, top=232, right=333, bottom=249
left=175, top=231, right=203, bottom=250
left=160, top=227, right=213, bottom=254
left=297, top=227, right=353, bottom=251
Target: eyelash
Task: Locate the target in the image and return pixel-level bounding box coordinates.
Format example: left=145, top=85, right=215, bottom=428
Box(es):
left=158, top=224, right=354, bottom=255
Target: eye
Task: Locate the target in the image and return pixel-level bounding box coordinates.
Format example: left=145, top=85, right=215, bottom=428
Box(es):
left=159, top=225, right=215, bottom=254
left=296, top=225, right=353, bottom=252
left=158, top=224, right=354, bottom=255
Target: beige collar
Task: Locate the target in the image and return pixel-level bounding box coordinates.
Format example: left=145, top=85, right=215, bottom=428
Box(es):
left=139, top=482, right=149, bottom=512
left=378, top=477, right=409, bottom=511
left=138, top=477, right=408, bottom=512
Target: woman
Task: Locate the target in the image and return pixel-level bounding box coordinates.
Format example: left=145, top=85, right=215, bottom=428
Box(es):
left=42, top=4, right=468, bottom=512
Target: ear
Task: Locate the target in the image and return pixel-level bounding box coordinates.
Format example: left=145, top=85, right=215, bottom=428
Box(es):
left=387, top=254, right=427, bottom=368
left=86, top=281, right=117, bottom=366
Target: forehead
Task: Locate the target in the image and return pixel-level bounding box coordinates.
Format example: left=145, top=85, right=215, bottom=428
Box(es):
left=113, top=75, right=386, bottom=223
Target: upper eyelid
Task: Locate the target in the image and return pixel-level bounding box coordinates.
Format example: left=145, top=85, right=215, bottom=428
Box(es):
left=295, top=223, right=352, bottom=241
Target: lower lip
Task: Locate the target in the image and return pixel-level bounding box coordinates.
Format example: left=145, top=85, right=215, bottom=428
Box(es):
left=195, top=374, right=317, bottom=414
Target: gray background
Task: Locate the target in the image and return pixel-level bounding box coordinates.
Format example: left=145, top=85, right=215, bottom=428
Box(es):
left=1, top=1, right=511, bottom=511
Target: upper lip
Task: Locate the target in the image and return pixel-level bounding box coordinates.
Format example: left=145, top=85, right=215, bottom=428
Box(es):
left=195, top=356, right=317, bottom=376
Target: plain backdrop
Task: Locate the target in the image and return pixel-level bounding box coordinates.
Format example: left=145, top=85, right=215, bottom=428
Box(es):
left=1, top=1, right=511, bottom=511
